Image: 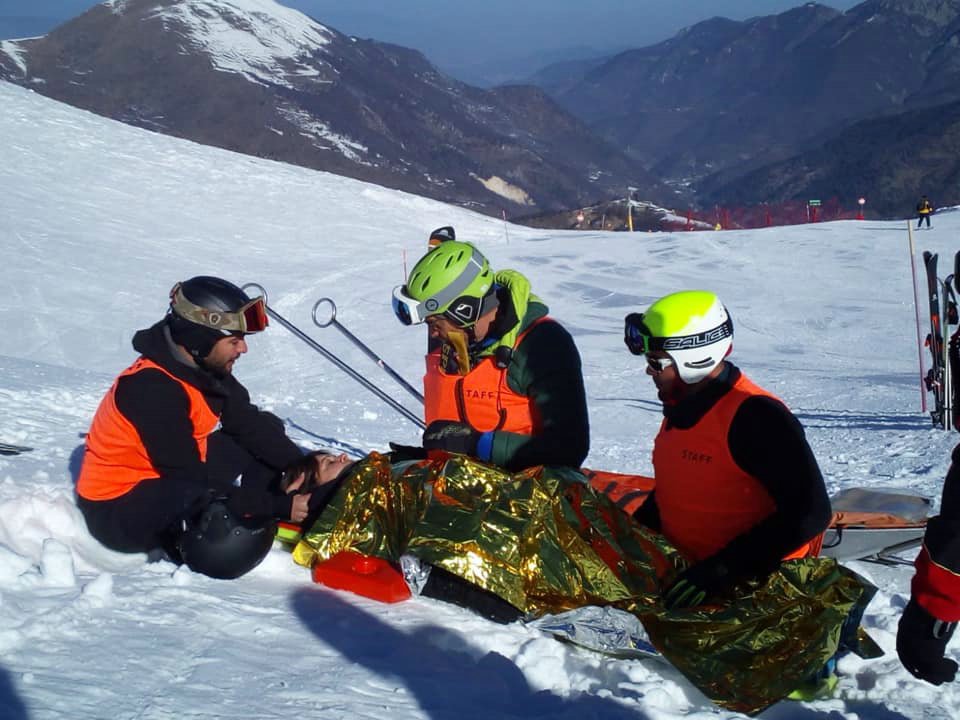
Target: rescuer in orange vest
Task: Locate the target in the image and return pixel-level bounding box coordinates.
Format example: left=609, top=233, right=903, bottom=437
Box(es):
left=897, top=444, right=960, bottom=685
left=623, top=290, right=831, bottom=609
left=77, top=276, right=337, bottom=578
left=391, top=240, right=589, bottom=470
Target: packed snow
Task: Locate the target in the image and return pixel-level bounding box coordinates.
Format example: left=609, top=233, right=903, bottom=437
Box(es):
left=1, top=79, right=958, bottom=719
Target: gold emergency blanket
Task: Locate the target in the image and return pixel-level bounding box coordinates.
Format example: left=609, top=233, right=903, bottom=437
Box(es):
left=293, top=452, right=878, bottom=715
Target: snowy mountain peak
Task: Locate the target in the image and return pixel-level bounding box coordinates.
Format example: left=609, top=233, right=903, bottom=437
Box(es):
left=122, top=0, right=335, bottom=88
left=0, top=0, right=664, bottom=217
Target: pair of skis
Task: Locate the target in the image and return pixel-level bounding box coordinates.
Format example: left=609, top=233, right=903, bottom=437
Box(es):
left=922, top=250, right=960, bottom=430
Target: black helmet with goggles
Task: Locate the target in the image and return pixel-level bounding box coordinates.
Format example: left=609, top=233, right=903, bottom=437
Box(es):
left=168, top=276, right=267, bottom=359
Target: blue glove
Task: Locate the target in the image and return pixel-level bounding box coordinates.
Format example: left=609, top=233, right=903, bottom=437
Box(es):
left=897, top=598, right=958, bottom=685
left=422, top=420, right=493, bottom=460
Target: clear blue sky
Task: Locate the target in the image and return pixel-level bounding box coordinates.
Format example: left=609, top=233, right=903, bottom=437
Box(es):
left=2, top=0, right=864, bottom=82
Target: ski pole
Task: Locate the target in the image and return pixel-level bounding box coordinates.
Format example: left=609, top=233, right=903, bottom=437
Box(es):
left=312, top=297, right=425, bottom=405
left=242, top=284, right=425, bottom=430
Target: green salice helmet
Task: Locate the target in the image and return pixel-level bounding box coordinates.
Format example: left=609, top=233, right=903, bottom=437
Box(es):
left=392, top=241, right=494, bottom=327
left=624, top=290, right=733, bottom=384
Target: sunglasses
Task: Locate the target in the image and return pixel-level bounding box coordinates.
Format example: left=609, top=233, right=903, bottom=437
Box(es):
left=646, top=355, right=675, bottom=373
left=170, top=283, right=268, bottom=333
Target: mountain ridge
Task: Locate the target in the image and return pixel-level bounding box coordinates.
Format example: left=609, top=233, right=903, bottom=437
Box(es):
left=537, top=0, right=960, bottom=215
left=0, top=0, right=668, bottom=219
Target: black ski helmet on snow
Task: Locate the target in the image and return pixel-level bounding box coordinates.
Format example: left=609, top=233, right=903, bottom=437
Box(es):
left=624, top=290, right=734, bottom=384
left=177, top=501, right=277, bottom=579
left=167, top=276, right=268, bottom=360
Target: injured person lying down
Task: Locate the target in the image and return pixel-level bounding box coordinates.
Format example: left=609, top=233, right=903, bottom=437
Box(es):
left=289, top=449, right=880, bottom=715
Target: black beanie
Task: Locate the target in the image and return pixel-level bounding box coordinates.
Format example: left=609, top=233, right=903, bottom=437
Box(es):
left=167, top=314, right=225, bottom=360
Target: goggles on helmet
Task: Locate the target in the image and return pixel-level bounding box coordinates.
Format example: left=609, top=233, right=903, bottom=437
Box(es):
left=169, top=283, right=269, bottom=334
left=392, top=286, right=486, bottom=328
left=624, top=313, right=653, bottom=355
left=392, top=247, right=490, bottom=328
left=624, top=312, right=733, bottom=356
left=392, top=285, right=431, bottom=326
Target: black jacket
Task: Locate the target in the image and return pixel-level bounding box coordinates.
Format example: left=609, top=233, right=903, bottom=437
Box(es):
left=914, top=443, right=960, bottom=612
left=114, top=320, right=303, bottom=511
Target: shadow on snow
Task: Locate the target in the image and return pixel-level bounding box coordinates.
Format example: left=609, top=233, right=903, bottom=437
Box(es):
left=290, top=587, right=651, bottom=720
left=0, top=664, right=29, bottom=720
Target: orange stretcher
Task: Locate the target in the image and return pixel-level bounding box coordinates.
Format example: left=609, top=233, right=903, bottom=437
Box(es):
left=583, top=469, right=930, bottom=564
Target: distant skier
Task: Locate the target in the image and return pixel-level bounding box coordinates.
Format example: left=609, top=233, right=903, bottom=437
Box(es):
left=897, top=444, right=960, bottom=685
left=917, top=195, right=934, bottom=229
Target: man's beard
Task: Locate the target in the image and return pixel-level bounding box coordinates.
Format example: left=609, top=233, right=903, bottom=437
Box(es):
left=199, top=356, right=233, bottom=378
left=657, top=380, right=687, bottom=406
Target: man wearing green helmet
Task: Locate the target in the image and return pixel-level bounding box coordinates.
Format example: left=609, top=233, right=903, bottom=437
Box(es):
left=623, top=290, right=831, bottom=610
left=392, top=239, right=589, bottom=470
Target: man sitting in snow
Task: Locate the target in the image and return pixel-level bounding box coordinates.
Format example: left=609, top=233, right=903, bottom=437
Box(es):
left=76, top=276, right=337, bottom=578
left=391, top=238, right=589, bottom=470
left=622, top=290, right=832, bottom=609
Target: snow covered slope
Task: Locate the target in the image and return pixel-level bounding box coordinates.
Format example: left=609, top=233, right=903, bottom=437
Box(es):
left=1, top=80, right=958, bottom=719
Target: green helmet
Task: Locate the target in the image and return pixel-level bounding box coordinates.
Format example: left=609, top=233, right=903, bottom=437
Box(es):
left=392, top=241, right=494, bottom=327
left=624, top=290, right=733, bottom=384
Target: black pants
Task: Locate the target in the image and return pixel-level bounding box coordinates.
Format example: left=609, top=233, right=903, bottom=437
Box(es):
left=918, top=214, right=931, bottom=228
left=77, top=432, right=284, bottom=554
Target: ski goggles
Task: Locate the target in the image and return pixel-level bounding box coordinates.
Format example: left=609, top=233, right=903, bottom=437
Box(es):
left=392, top=286, right=433, bottom=326
left=169, top=283, right=268, bottom=333
left=624, top=312, right=733, bottom=355
left=392, top=252, right=488, bottom=327
left=624, top=313, right=654, bottom=355
left=393, top=285, right=491, bottom=328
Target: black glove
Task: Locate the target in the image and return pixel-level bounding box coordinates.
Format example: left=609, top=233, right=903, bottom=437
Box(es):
left=662, top=558, right=731, bottom=610
left=897, top=598, right=958, bottom=685
left=422, top=420, right=480, bottom=456
left=387, top=442, right=428, bottom=462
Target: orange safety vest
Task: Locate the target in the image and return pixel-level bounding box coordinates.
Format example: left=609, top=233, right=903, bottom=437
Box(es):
left=423, top=320, right=549, bottom=433
left=77, top=357, right=220, bottom=501
left=652, top=373, right=816, bottom=562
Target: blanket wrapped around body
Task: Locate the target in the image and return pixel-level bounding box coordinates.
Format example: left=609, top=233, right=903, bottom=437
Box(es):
left=293, top=452, right=879, bottom=715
